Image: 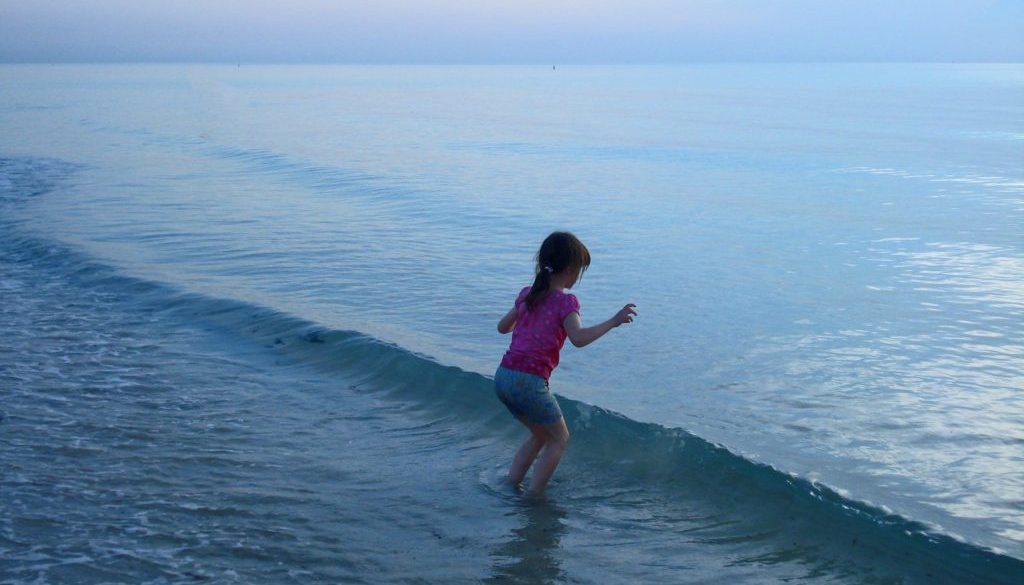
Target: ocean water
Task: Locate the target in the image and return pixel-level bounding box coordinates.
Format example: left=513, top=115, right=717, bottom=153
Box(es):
left=1, top=63, right=1022, bottom=583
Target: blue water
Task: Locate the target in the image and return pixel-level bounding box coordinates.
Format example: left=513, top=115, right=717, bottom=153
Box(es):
left=1, top=64, right=1022, bottom=583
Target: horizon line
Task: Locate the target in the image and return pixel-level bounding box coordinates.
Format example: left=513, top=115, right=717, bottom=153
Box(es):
left=3, top=59, right=1023, bottom=66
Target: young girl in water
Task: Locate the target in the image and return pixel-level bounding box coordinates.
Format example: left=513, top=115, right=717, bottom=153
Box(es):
left=495, top=231, right=636, bottom=497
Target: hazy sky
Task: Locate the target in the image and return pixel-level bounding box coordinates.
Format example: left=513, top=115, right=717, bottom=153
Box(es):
left=2, top=0, right=1022, bottom=63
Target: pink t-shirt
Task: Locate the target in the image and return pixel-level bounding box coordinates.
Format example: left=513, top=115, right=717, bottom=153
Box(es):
left=500, top=286, right=581, bottom=380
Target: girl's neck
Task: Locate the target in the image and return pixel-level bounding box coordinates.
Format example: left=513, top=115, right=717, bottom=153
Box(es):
left=549, top=272, right=575, bottom=291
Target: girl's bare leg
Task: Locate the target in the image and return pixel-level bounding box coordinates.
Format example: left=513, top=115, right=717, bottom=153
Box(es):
left=526, top=417, right=570, bottom=498
left=508, top=431, right=545, bottom=486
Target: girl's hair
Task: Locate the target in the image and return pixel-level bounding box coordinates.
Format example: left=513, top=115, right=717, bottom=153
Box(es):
left=524, top=231, right=591, bottom=309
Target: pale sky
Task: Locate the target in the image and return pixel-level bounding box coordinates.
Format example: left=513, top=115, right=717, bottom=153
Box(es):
left=1, top=0, right=1022, bottom=63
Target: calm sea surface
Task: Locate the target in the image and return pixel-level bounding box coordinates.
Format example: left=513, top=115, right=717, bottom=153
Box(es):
left=1, top=63, right=1022, bottom=583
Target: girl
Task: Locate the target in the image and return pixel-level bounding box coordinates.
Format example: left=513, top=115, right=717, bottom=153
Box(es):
left=495, top=231, right=637, bottom=497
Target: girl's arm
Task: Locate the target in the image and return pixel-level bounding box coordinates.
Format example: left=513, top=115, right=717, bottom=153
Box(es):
left=497, top=306, right=518, bottom=334
left=563, top=304, right=636, bottom=348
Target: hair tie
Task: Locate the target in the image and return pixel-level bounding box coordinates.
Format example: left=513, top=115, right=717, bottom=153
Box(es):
left=543, top=265, right=554, bottom=273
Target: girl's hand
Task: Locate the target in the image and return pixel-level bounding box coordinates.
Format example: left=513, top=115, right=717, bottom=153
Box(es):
left=613, top=303, right=637, bottom=327
left=565, top=304, right=637, bottom=347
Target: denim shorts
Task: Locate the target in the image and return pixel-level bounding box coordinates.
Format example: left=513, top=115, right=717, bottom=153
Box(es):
left=494, top=366, right=563, bottom=426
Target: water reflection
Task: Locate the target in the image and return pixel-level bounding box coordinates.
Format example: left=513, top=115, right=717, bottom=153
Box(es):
left=487, top=499, right=567, bottom=585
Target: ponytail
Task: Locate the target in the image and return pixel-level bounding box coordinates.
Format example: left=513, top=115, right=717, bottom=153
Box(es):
left=524, top=232, right=591, bottom=309
left=524, top=265, right=555, bottom=309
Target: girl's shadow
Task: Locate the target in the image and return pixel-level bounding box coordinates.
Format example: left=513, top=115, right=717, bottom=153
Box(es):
left=486, top=498, right=568, bottom=585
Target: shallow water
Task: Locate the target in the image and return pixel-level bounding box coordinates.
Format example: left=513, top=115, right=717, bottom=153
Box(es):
left=1, top=64, right=1022, bottom=583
